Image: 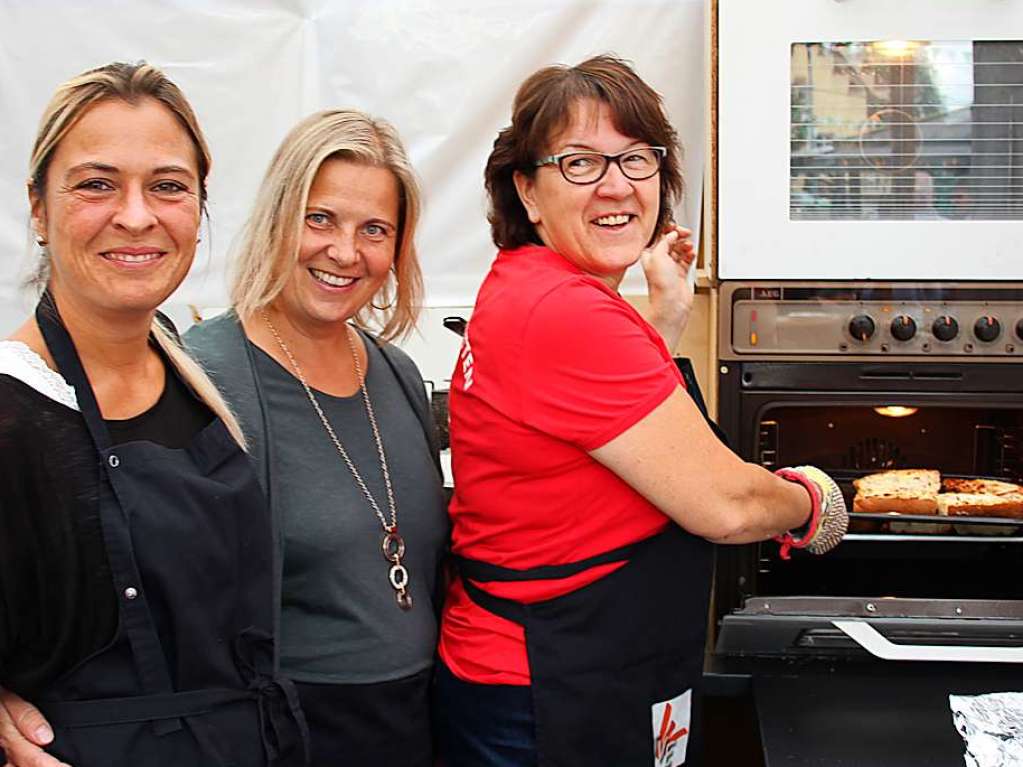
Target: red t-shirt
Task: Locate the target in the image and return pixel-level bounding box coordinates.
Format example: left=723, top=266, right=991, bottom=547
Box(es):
left=439, top=245, right=686, bottom=685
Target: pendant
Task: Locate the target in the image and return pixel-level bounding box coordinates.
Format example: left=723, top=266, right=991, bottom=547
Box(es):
left=382, top=530, right=413, bottom=611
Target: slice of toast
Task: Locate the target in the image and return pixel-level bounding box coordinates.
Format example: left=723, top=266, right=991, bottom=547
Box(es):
left=941, top=477, right=1023, bottom=497
left=936, top=492, right=1023, bottom=519
left=852, top=469, right=940, bottom=515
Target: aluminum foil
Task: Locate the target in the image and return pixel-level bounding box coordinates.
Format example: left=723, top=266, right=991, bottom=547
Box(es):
left=950, top=692, right=1023, bottom=766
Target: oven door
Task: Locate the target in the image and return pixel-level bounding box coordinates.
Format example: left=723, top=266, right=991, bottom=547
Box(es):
left=709, top=596, right=1023, bottom=766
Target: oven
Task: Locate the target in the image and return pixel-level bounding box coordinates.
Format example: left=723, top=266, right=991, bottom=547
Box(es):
left=709, top=3, right=1023, bottom=763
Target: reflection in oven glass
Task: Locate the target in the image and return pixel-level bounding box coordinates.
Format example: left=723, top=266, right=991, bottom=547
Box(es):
left=790, top=40, right=1023, bottom=221
left=758, top=405, right=1022, bottom=478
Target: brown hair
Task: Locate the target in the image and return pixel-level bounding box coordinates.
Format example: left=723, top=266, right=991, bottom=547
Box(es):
left=485, top=54, right=684, bottom=250
left=231, top=109, right=423, bottom=342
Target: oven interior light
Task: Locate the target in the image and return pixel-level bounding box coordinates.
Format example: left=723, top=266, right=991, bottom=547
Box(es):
left=874, top=406, right=919, bottom=418
left=873, top=40, right=919, bottom=58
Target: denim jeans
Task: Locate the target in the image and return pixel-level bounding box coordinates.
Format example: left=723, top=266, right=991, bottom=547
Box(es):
left=433, top=661, right=538, bottom=767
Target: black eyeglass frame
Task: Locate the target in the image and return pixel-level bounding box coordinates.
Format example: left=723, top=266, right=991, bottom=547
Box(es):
left=533, top=146, right=667, bottom=185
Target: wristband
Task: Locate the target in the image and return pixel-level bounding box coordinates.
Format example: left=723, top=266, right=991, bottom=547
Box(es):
left=773, top=467, right=823, bottom=560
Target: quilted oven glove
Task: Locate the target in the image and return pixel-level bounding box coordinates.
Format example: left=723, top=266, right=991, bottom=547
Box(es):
left=773, top=465, right=849, bottom=559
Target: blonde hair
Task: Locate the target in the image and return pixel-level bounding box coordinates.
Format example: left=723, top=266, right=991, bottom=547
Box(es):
left=28, top=61, right=245, bottom=448
left=231, top=109, right=424, bottom=342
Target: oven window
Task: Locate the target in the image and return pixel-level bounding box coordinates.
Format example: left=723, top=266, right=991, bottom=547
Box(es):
left=759, top=405, right=1022, bottom=477
left=791, top=40, right=1023, bottom=221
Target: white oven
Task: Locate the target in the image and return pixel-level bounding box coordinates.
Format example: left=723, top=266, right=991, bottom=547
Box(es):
left=718, top=0, right=1023, bottom=281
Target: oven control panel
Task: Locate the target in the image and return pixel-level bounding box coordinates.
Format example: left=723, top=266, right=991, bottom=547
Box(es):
left=721, top=283, right=1023, bottom=359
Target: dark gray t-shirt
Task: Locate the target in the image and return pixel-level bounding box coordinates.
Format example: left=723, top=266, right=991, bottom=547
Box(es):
left=253, top=341, right=448, bottom=683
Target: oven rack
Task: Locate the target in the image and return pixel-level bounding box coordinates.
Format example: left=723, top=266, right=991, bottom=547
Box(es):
left=828, top=470, right=1023, bottom=534
left=849, top=511, right=1020, bottom=527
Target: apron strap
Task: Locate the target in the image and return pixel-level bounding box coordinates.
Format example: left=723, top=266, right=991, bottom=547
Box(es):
left=454, top=530, right=670, bottom=626
left=35, top=291, right=113, bottom=448
left=39, top=688, right=253, bottom=727
left=454, top=535, right=649, bottom=583
left=460, top=577, right=530, bottom=625
left=39, top=678, right=308, bottom=763
left=675, top=356, right=731, bottom=449
left=34, top=292, right=179, bottom=726
left=40, top=630, right=310, bottom=765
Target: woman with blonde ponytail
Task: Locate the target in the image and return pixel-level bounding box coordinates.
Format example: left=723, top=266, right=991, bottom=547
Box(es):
left=0, top=62, right=306, bottom=766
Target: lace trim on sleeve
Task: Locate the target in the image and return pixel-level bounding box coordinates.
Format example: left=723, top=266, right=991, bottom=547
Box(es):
left=0, top=341, right=80, bottom=411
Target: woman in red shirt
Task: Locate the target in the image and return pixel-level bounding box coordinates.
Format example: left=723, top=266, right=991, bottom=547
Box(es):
left=435, top=54, right=848, bottom=767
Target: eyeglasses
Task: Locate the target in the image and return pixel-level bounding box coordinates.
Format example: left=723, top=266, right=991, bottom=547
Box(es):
left=534, top=146, right=666, bottom=185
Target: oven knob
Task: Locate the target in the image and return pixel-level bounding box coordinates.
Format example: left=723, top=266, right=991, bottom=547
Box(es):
left=848, top=314, right=875, bottom=342
left=932, top=315, right=959, bottom=342
left=890, top=315, right=916, bottom=342
left=1016, top=318, right=1023, bottom=342
left=974, top=316, right=1001, bottom=343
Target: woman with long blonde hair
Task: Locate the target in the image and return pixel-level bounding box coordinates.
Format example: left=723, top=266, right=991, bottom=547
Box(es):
left=184, top=109, right=448, bottom=766
left=0, top=61, right=306, bottom=766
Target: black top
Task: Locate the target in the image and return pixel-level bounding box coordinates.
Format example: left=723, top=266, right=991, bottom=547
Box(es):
left=0, top=359, right=212, bottom=695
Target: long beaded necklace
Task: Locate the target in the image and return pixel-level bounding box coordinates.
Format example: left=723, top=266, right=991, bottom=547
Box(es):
left=262, top=311, right=412, bottom=610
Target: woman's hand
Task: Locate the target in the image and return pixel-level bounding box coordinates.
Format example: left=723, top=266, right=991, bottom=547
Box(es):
left=0, top=687, right=66, bottom=767
left=640, top=224, right=696, bottom=352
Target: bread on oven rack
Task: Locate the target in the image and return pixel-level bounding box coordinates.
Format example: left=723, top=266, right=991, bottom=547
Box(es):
left=936, top=492, right=1023, bottom=519
left=941, top=477, right=1023, bottom=497
left=851, top=469, right=940, bottom=515
left=851, top=470, right=1023, bottom=530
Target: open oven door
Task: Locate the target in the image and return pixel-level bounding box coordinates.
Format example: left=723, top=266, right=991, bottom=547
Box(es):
left=711, top=597, right=1023, bottom=766
left=753, top=665, right=1016, bottom=766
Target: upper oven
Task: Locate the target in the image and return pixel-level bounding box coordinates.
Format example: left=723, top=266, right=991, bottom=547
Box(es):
left=718, top=0, right=1023, bottom=281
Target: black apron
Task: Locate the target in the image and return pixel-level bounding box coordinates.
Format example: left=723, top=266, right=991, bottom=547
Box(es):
left=455, top=359, right=719, bottom=767
left=457, top=528, right=712, bottom=767
left=32, top=296, right=309, bottom=767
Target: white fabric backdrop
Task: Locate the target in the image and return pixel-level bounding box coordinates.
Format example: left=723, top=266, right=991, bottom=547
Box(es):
left=0, top=0, right=704, bottom=377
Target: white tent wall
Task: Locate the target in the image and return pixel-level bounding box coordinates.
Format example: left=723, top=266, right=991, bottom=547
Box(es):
left=0, top=0, right=705, bottom=384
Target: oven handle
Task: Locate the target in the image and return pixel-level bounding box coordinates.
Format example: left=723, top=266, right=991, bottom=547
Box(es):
left=832, top=620, right=1023, bottom=663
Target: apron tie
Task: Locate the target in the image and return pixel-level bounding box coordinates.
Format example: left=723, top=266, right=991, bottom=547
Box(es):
left=234, top=627, right=311, bottom=765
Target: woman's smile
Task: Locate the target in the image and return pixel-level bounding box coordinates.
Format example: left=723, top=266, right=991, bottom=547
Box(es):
left=308, top=266, right=357, bottom=290
left=100, top=246, right=167, bottom=267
